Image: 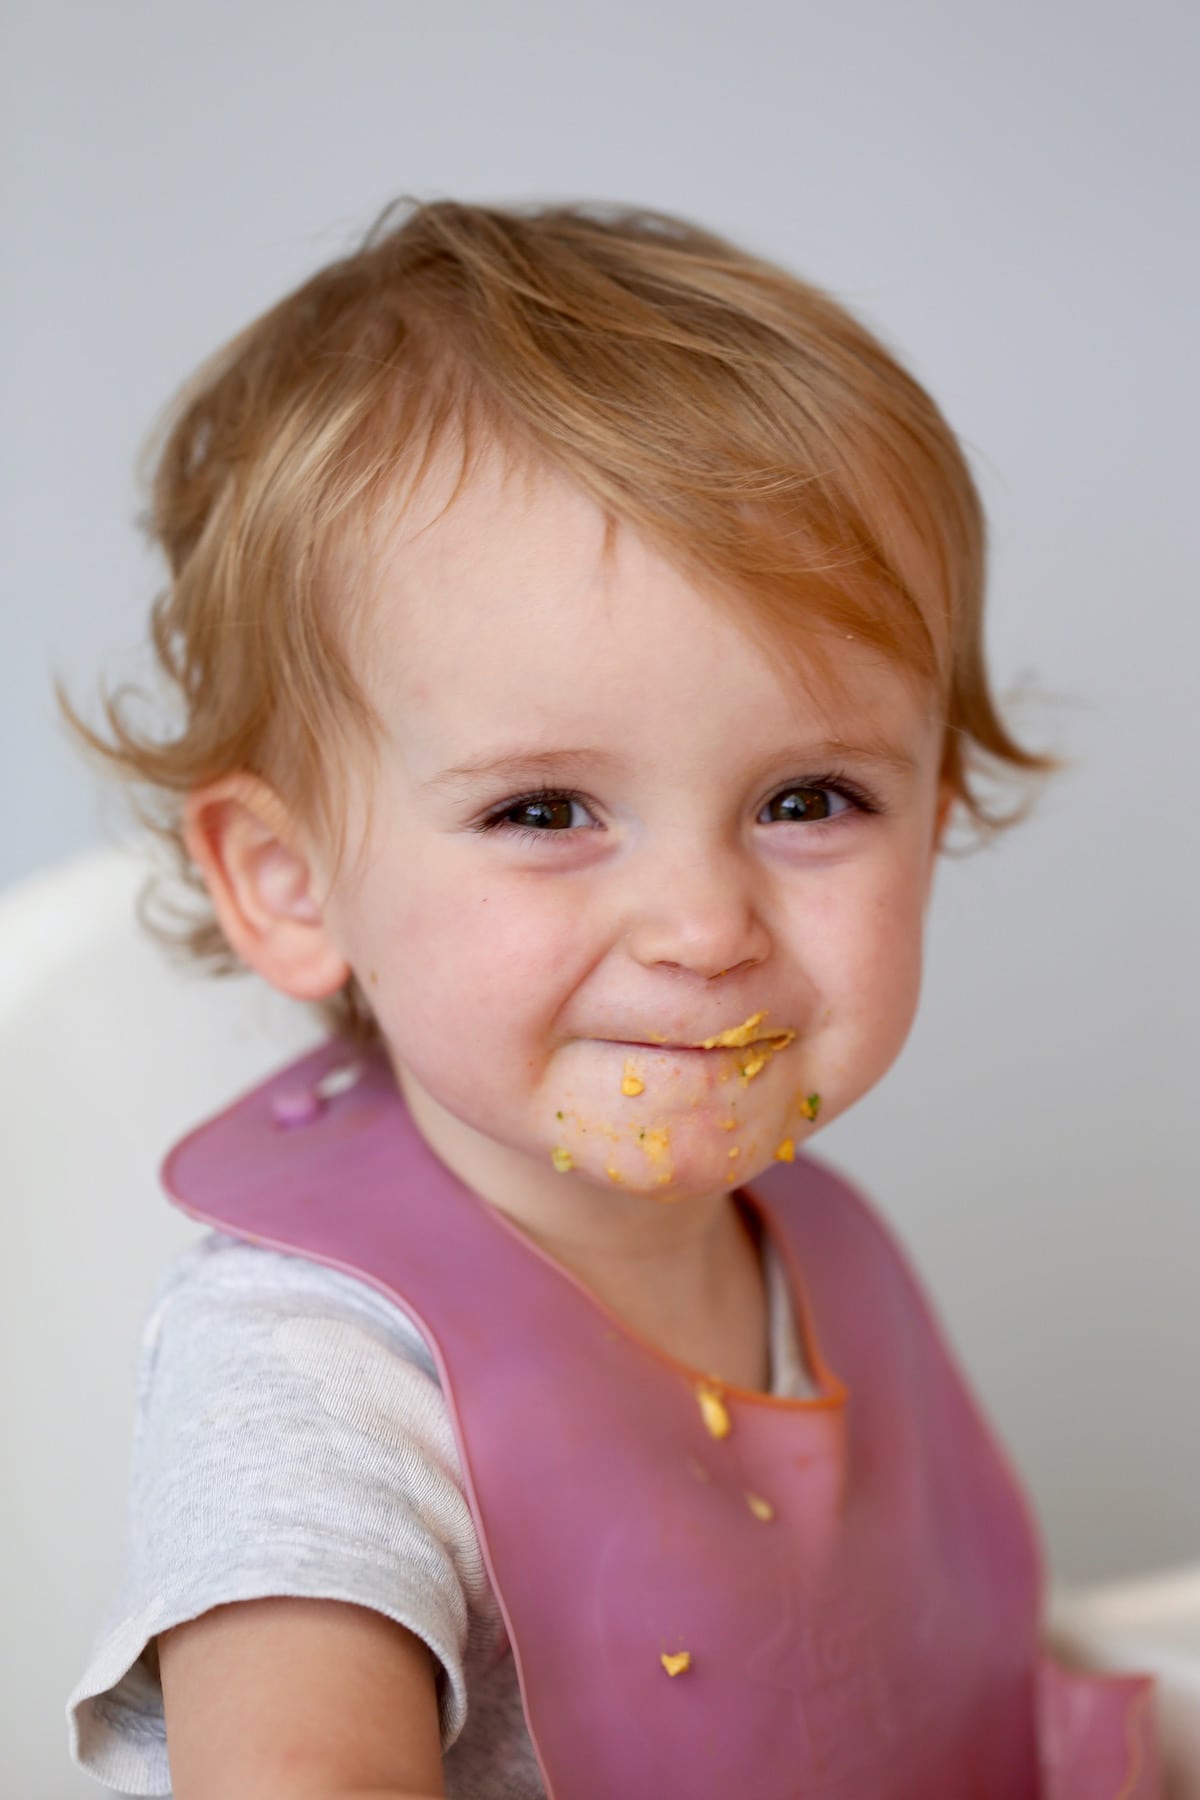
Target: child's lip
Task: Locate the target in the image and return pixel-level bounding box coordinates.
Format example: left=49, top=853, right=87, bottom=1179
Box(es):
left=610, top=1039, right=762, bottom=1053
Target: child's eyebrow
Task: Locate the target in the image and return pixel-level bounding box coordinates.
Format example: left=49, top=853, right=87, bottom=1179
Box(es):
left=424, top=738, right=919, bottom=795
left=424, top=748, right=625, bottom=794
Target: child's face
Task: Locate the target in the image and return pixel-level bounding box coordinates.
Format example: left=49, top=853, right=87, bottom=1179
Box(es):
left=315, top=448, right=949, bottom=1220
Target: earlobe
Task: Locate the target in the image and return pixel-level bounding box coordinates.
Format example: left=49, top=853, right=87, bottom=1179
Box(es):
left=182, top=776, right=350, bottom=1001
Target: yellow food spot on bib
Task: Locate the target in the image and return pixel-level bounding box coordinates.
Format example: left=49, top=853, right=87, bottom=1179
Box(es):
left=551, top=1146, right=574, bottom=1173
left=660, top=1650, right=692, bottom=1677
left=695, top=1383, right=731, bottom=1439
left=745, top=1492, right=775, bottom=1522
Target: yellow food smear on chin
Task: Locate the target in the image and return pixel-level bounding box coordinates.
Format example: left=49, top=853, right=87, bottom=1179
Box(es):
left=551, top=1146, right=574, bottom=1173
left=637, top=1125, right=671, bottom=1163
left=620, top=1057, right=645, bottom=1097
left=734, top=1040, right=793, bottom=1086
left=622, top=1121, right=675, bottom=1195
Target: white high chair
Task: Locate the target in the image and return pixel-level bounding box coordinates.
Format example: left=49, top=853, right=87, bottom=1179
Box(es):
left=4, top=842, right=1199, bottom=1798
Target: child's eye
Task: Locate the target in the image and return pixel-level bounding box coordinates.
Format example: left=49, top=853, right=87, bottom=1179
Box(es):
left=479, top=789, right=598, bottom=841
left=476, top=774, right=881, bottom=846
left=763, top=783, right=857, bottom=825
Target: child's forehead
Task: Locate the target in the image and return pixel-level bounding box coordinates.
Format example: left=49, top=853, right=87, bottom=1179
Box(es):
left=342, top=441, right=940, bottom=775
left=362, top=441, right=611, bottom=607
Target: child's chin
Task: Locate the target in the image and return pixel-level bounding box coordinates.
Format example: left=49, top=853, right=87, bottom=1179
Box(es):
left=563, top=1133, right=770, bottom=1203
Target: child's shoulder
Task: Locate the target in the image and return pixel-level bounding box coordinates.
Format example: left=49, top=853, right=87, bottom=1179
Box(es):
left=141, top=1227, right=439, bottom=1382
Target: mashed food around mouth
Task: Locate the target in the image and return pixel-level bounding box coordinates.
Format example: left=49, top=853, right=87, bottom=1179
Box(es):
left=697, top=1010, right=796, bottom=1053
left=693, top=1012, right=798, bottom=1087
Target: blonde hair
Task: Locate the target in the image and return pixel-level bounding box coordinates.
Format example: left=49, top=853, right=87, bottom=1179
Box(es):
left=57, top=197, right=1056, bottom=1046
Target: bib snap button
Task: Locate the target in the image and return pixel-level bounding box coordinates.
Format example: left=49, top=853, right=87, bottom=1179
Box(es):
left=270, top=1087, right=325, bottom=1129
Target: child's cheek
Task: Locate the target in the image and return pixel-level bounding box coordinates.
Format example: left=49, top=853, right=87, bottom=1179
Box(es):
left=356, top=883, right=565, bottom=1070
left=824, top=881, right=929, bottom=1094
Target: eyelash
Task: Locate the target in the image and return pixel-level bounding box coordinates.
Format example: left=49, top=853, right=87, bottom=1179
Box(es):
left=475, top=771, right=884, bottom=847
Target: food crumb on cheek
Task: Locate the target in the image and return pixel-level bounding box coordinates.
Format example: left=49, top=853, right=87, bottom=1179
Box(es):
left=774, top=1138, right=795, bottom=1161
left=660, top=1650, right=692, bottom=1677
left=798, top=1092, right=821, bottom=1121
left=620, top=1058, right=646, bottom=1097
left=551, top=1146, right=574, bottom=1173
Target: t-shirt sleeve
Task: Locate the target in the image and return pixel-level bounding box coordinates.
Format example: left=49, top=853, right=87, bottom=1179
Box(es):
left=66, top=1230, right=503, bottom=1797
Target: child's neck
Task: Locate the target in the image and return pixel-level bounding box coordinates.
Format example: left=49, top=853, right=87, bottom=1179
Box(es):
left=514, top=1188, right=772, bottom=1394
left=392, top=1058, right=773, bottom=1390
left=640, top=1196, right=772, bottom=1393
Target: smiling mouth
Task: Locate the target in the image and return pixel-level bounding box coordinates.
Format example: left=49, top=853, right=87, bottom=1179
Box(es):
left=611, top=1038, right=781, bottom=1054
left=607, top=1012, right=797, bottom=1056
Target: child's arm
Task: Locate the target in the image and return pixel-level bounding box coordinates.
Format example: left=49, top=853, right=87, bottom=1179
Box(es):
left=158, top=1595, right=446, bottom=1798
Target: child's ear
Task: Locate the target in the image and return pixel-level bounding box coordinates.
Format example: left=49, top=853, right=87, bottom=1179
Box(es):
left=182, top=775, right=350, bottom=1002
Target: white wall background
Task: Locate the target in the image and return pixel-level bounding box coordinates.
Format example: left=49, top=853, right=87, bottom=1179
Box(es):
left=2, top=0, right=1197, bottom=1781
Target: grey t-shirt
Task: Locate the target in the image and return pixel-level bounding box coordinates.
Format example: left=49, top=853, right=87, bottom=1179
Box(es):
left=66, top=1226, right=818, bottom=1798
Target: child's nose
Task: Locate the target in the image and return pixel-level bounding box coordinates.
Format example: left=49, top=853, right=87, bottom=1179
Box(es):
left=617, top=864, right=772, bottom=982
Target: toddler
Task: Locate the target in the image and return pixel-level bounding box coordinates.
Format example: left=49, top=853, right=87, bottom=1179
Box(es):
left=62, top=198, right=1159, bottom=1797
